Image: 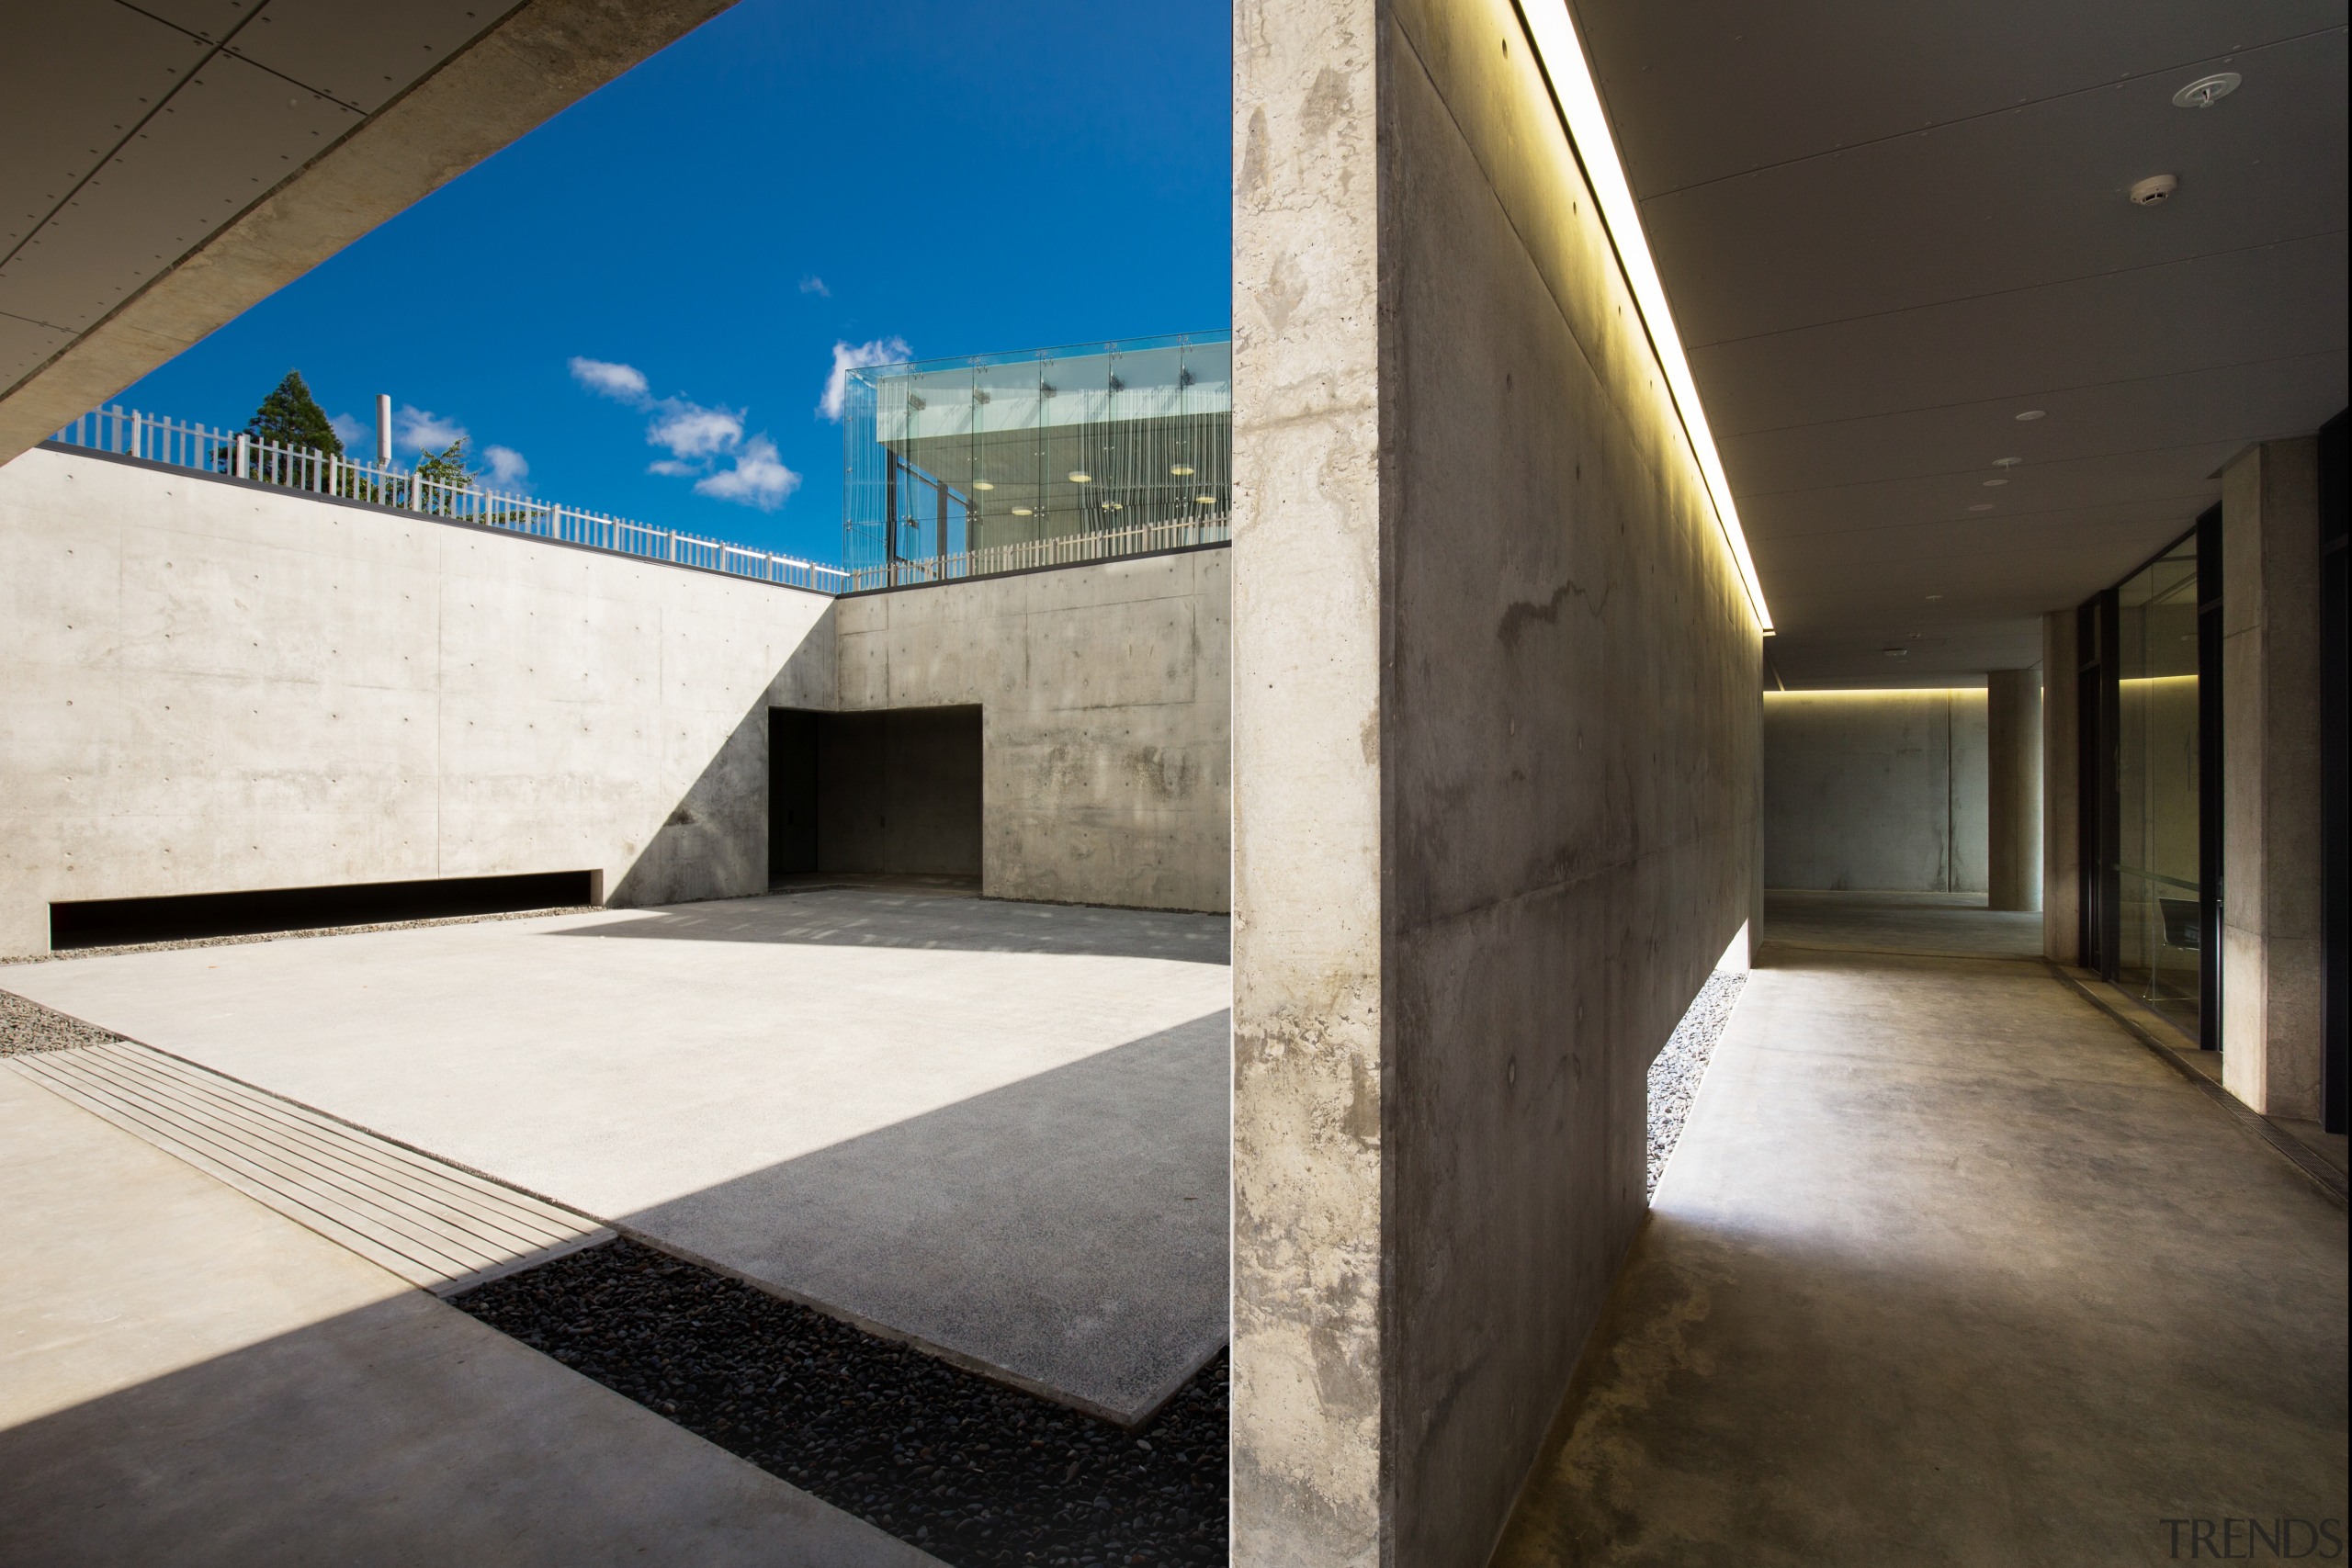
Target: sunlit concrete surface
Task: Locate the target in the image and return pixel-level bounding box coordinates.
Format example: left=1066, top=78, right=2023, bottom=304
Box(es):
left=1763, top=888, right=2043, bottom=961
left=0, top=1067, right=939, bottom=1568
left=1493, top=942, right=2347, bottom=1566
left=4, top=886, right=1231, bottom=1424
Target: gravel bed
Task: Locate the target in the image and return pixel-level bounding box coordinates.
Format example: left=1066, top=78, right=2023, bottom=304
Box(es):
left=1647, top=970, right=1746, bottom=1196
left=0, top=906, right=602, bottom=966
left=452, top=1237, right=1227, bottom=1567
left=0, top=989, right=130, bottom=1056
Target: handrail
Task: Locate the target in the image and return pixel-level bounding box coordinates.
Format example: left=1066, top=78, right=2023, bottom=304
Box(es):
left=45, top=403, right=853, bottom=595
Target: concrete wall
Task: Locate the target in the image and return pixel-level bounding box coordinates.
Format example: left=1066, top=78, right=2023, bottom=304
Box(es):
left=831, top=548, right=1230, bottom=913
left=1762, top=689, right=1989, bottom=893
left=2, top=447, right=1235, bottom=953
left=2043, top=612, right=2083, bottom=963
left=2222, top=437, right=2324, bottom=1119
left=1987, top=669, right=2044, bottom=911
left=1231, top=0, right=1763, bottom=1559
left=0, top=447, right=836, bottom=956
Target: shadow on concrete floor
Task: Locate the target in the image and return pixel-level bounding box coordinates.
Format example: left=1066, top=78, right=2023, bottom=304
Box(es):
left=570, top=886, right=1232, bottom=964
left=1761, top=889, right=2042, bottom=962
left=624, top=1010, right=1232, bottom=1426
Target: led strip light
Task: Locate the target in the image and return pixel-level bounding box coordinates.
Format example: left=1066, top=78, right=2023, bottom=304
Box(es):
left=1518, top=0, right=1775, bottom=633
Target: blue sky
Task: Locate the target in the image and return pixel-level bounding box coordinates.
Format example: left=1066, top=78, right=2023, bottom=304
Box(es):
left=119, top=0, right=1232, bottom=566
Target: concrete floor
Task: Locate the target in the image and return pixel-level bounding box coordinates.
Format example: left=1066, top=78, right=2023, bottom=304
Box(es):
left=1762, top=888, right=2044, bottom=960
left=1495, top=939, right=2347, bottom=1566
left=0, top=1067, right=938, bottom=1567
left=3, top=886, right=1232, bottom=1424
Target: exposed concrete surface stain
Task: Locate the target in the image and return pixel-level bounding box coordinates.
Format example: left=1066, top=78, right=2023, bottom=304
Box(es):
left=1497, top=577, right=1606, bottom=646
left=1300, top=67, right=1353, bottom=139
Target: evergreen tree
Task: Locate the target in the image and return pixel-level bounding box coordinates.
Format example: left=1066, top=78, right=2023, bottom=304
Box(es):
left=415, top=437, right=475, bottom=490
left=242, top=370, right=343, bottom=456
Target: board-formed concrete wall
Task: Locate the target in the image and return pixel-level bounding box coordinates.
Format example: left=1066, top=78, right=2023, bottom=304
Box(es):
left=832, top=548, right=1231, bottom=913
left=0, top=447, right=836, bottom=955
left=1231, top=0, right=1763, bottom=1558
left=1763, top=689, right=1990, bottom=893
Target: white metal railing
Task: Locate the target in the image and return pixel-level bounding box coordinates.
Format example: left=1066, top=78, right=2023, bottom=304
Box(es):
left=846, top=513, right=1231, bottom=592
left=47, top=404, right=854, bottom=594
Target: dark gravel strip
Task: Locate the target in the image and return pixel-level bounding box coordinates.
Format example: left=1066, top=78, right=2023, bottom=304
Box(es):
left=1647, top=970, right=1747, bottom=1196
left=0, top=989, right=129, bottom=1056
left=451, top=1237, right=1227, bottom=1567
left=0, top=906, right=603, bottom=966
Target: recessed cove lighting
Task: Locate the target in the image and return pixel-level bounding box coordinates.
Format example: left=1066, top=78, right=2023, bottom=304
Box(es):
left=972, top=481, right=994, bottom=491
left=1170, top=464, right=1195, bottom=476
left=1068, top=471, right=1091, bottom=484
left=1515, top=3, right=1772, bottom=633
left=2014, top=410, right=2046, bottom=422
left=2173, top=72, right=2242, bottom=109
left=2130, top=174, right=2179, bottom=207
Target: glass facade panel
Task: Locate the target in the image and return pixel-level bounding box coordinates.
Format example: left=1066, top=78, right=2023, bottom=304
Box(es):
left=2113, top=535, right=2202, bottom=1033
left=841, top=333, right=1230, bottom=587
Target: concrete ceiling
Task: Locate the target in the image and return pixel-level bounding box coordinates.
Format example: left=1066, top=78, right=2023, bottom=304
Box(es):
left=0, top=0, right=735, bottom=464
left=1572, top=1, right=2349, bottom=688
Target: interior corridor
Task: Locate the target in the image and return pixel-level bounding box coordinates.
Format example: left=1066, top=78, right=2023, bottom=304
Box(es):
left=1494, top=908, right=2348, bottom=1566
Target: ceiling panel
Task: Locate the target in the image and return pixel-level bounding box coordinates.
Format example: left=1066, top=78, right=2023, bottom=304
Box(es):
left=1645, top=33, right=2348, bottom=345
left=1691, top=232, right=2348, bottom=436
left=0, top=313, right=74, bottom=392
left=1719, top=351, right=2346, bottom=495
left=0, top=49, right=360, bottom=333
left=1577, top=0, right=2345, bottom=196
left=0, top=6, right=211, bottom=259
left=225, top=0, right=506, bottom=112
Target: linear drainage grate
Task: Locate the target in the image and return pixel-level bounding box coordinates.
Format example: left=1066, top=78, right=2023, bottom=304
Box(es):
left=9, top=1040, right=611, bottom=1294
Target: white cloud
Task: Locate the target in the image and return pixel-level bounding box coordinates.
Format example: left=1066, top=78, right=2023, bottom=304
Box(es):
left=694, top=436, right=801, bottom=511
left=647, top=458, right=696, bottom=478
left=482, top=445, right=530, bottom=489
left=570, top=356, right=650, bottom=403
left=819, top=336, right=911, bottom=421
left=329, top=412, right=365, bottom=451
left=395, top=405, right=467, bottom=453
left=799, top=276, right=831, bottom=298
left=647, top=400, right=744, bottom=459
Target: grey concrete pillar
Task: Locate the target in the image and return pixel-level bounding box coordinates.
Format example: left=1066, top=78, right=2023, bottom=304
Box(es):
left=1986, top=668, right=2043, bottom=911
left=2222, top=437, right=2325, bottom=1119
left=1231, top=0, right=1763, bottom=1562
left=2042, top=614, right=2081, bottom=963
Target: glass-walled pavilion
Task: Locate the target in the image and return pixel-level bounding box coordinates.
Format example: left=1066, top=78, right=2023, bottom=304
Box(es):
left=841, top=333, right=1230, bottom=585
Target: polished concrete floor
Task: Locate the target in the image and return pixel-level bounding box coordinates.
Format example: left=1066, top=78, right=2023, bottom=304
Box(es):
left=1762, top=888, right=2044, bottom=960
left=4, top=886, right=1231, bottom=1423
left=0, top=1068, right=937, bottom=1567
left=1495, top=920, right=2347, bottom=1565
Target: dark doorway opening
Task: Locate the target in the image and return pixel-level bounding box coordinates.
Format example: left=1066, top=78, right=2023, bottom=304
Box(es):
left=2320, top=407, right=2348, bottom=1134
left=49, top=870, right=598, bottom=950
left=768, top=705, right=984, bottom=883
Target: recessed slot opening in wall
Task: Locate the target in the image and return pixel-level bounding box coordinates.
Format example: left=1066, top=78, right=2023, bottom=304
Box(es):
left=48, top=871, right=601, bottom=950
left=770, top=705, right=983, bottom=883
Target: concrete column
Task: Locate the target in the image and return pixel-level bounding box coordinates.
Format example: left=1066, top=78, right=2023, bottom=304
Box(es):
left=1986, top=668, right=2043, bottom=911
left=1232, top=0, right=1762, bottom=1561
left=2042, top=614, right=2081, bottom=963
left=2222, top=438, right=2325, bottom=1119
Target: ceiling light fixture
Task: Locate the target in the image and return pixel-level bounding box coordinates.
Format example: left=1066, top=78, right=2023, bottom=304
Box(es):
left=1984, top=479, right=2008, bottom=487
left=1994, top=457, right=2022, bottom=468
left=1882, top=647, right=1910, bottom=658
left=1969, top=503, right=1995, bottom=512
left=1195, top=493, right=1218, bottom=504
left=1927, top=594, right=1944, bottom=602
left=1517, top=4, right=1772, bottom=634
left=2130, top=174, right=2179, bottom=206
left=2172, top=72, right=2242, bottom=109
left=2014, top=410, right=2046, bottom=422
left=1102, top=501, right=1125, bottom=511
left=1011, top=507, right=1034, bottom=516
left=1170, top=464, right=1195, bottom=476
left=1068, top=470, right=1091, bottom=483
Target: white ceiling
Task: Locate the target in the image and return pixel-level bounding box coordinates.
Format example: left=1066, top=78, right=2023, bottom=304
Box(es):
left=1572, top=1, right=2350, bottom=687
left=1, top=0, right=504, bottom=400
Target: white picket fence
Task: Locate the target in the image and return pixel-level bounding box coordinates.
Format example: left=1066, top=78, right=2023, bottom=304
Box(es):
left=48, top=404, right=1229, bottom=595
left=47, top=404, right=854, bottom=594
